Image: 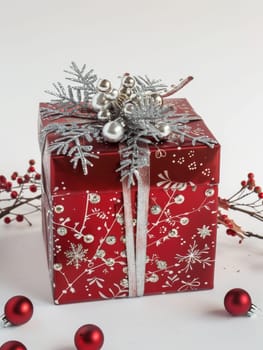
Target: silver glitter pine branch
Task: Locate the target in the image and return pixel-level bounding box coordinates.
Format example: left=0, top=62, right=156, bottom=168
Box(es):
left=117, top=131, right=152, bottom=186
left=44, top=62, right=97, bottom=117
left=41, top=123, right=101, bottom=175
left=118, top=96, right=171, bottom=185
left=133, top=75, right=168, bottom=94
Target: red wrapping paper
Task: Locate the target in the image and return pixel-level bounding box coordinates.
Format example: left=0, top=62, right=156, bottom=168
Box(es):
left=40, top=98, right=220, bottom=304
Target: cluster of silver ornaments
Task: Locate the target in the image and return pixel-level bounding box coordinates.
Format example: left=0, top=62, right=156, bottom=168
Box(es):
left=91, top=74, right=172, bottom=143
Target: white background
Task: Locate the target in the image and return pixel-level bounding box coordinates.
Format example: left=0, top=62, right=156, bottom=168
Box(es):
left=1, top=0, right=263, bottom=349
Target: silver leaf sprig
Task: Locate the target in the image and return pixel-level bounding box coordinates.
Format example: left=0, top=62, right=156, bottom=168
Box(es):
left=168, top=115, right=218, bottom=147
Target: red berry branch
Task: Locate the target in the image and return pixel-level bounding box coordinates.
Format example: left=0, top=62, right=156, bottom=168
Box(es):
left=218, top=172, right=263, bottom=242
left=0, top=160, right=41, bottom=226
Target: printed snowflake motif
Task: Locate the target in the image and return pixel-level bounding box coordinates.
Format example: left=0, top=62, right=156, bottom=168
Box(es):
left=197, top=225, right=212, bottom=239
left=64, top=243, right=88, bottom=269
left=175, top=241, right=212, bottom=273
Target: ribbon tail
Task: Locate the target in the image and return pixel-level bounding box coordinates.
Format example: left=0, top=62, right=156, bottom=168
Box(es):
left=122, top=177, right=137, bottom=297
left=135, top=149, right=150, bottom=297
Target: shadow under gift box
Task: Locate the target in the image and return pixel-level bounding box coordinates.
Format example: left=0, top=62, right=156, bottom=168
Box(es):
left=39, top=98, right=220, bottom=305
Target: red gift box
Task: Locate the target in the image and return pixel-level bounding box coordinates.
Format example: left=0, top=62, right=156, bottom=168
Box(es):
left=39, top=98, right=220, bottom=304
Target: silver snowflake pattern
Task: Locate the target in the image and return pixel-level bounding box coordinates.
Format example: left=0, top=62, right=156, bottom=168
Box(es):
left=197, top=224, right=212, bottom=239
left=175, top=241, right=213, bottom=273
left=64, top=243, right=88, bottom=269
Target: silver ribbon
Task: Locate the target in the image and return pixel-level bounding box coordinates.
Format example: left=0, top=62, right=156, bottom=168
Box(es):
left=122, top=177, right=137, bottom=297
left=121, top=147, right=150, bottom=297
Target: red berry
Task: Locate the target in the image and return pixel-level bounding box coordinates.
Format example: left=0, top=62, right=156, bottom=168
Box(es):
left=258, top=192, right=263, bottom=199
left=0, top=175, right=7, bottom=183
left=240, top=180, right=247, bottom=187
left=5, top=181, right=12, bottom=190
left=24, top=174, right=30, bottom=182
left=4, top=217, right=11, bottom=224
left=29, top=159, right=35, bottom=165
left=27, top=166, right=35, bottom=173
left=11, top=171, right=18, bottom=180
left=226, top=228, right=237, bottom=236
left=16, top=214, right=24, bottom=222
left=35, top=173, right=41, bottom=180
left=224, top=218, right=231, bottom=225
left=248, top=172, right=254, bottom=179
left=17, top=177, right=23, bottom=184
left=248, top=182, right=255, bottom=190
left=11, top=191, right=18, bottom=199
left=29, top=184, right=37, bottom=192
left=254, top=186, right=262, bottom=193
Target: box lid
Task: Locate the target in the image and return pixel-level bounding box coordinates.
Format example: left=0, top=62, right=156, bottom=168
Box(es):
left=39, top=98, right=220, bottom=194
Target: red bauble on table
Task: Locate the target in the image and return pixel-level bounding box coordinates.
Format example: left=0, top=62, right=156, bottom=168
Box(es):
left=74, top=324, right=104, bottom=350
left=0, top=340, right=27, bottom=350
left=1, top=296, right=33, bottom=327
left=224, top=288, right=253, bottom=316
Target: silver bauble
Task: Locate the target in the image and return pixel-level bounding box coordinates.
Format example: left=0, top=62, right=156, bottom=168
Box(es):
left=102, top=120, right=125, bottom=143
left=123, top=102, right=134, bottom=116
left=157, top=122, right=171, bottom=139
left=92, top=92, right=109, bottom=111
left=97, top=109, right=111, bottom=121
left=122, top=75, right=135, bottom=88
left=151, top=93, right=163, bottom=107
left=97, top=79, right=111, bottom=92
left=109, top=88, right=118, bottom=99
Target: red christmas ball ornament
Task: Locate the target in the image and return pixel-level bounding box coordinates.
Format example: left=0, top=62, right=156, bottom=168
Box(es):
left=74, top=324, right=104, bottom=350
left=1, top=296, right=33, bottom=327
left=224, top=288, right=257, bottom=316
left=0, top=340, right=27, bottom=350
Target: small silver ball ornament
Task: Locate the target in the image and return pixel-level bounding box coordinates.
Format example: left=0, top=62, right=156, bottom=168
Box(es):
left=92, top=93, right=109, bottom=111
left=110, top=88, right=118, bottom=99
left=157, top=122, right=171, bottom=139
left=97, top=79, right=111, bottom=92
left=123, top=102, right=134, bottom=116
left=151, top=93, right=163, bottom=107
left=122, top=75, right=135, bottom=88
left=102, top=120, right=125, bottom=143
left=97, top=109, right=111, bottom=121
